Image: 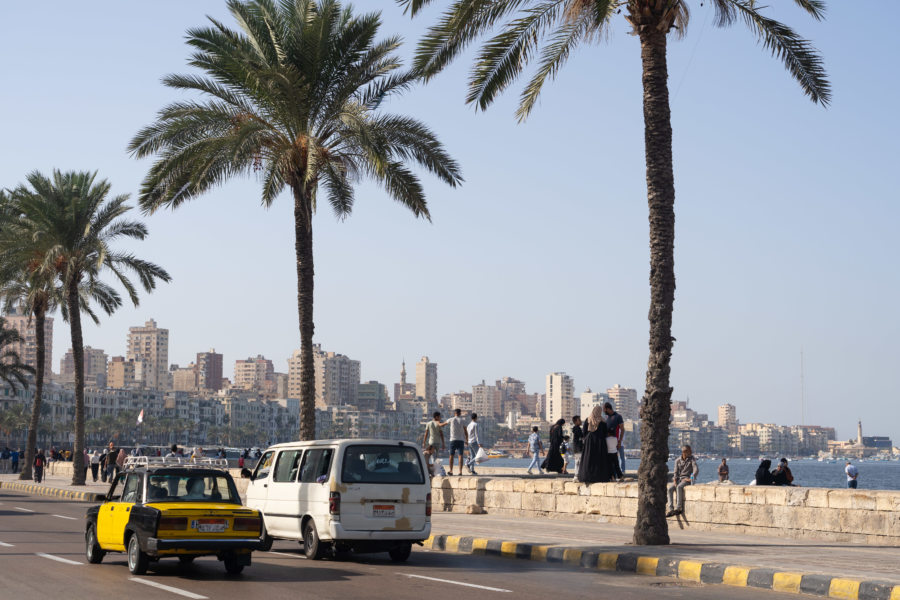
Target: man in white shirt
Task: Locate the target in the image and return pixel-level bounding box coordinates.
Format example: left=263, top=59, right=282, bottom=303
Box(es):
left=465, top=413, right=480, bottom=475
left=446, top=408, right=468, bottom=476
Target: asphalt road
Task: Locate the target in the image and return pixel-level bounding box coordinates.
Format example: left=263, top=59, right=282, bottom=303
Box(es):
left=0, top=489, right=791, bottom=600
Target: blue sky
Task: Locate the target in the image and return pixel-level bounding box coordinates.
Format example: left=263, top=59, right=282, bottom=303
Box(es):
left=1, top=2, right=897, bottom=443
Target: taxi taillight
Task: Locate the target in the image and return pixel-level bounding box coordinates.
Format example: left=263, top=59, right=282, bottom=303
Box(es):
left=233, top=517, right=261, bottom=532
left=158, top=517, right=187, bottom=530
left=426, top=493, right=432, bottom=517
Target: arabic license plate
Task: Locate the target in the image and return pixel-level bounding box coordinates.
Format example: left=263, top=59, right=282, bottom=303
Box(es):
left=372, top=505, right=395, bottom=518
left=193, top=518, right=227, bottom=533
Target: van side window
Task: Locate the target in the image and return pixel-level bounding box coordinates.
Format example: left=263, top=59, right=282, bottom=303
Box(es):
left=299, top=449, right=333, bottom=483
left=273, top=450, right=303, bottom=482
left=253, top=451, right=275, bottom=480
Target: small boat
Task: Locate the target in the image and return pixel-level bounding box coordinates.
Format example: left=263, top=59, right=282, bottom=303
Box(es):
left=485, top=449, right=510, bottom=459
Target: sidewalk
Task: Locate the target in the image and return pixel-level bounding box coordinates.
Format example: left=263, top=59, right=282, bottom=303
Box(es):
left=0, top=472, right=108, bottom=501
left=429, top=512, right=900, bottom=597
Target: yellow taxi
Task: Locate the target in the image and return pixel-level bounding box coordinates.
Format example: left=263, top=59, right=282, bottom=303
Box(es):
left=85, top=456, right=262, bottom=575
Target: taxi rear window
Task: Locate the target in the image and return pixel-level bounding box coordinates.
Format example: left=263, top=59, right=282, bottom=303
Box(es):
left=146, top=475, right=239, bottom=503
left=341, top=445, right=425, bottom=484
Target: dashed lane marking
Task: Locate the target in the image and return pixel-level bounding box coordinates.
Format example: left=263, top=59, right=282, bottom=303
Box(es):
left=0, top=541, right=14, bottom=547
left=14, top=507, right=34, bottom=512
left=52, top=514, right=78, bottom=520
left=402, top=574, right=513, bottom=593
left=130, top=577, right=209, bottom=599
left=36, top=553, right=83, bottom=565
left=267, top=551, right=302, bottom=558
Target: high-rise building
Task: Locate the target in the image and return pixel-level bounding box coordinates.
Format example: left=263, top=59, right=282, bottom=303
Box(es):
left=393, top=360, right=416, bottom=404
left=545, top=372, right=574, bottom=424
left=415, top=356, right=438, bottom=403
left=717, top=403, right=738, bottom=434
left=607, top=384, right=639, bottom=421
left=580, top=388, right=610, bottom=418
left=60, top=346, right=108, bottom=387
left=234, top=355, right=275, bottom=391
left=443, top=391, right=473, bottom=412
left=288, top=345, right=360, bottom=409
left=196, top=349, right=223, bottom=391
left=171, top=363, right=199, bottom=392
left=357, top=381, right=389, bottom=412
left=107, top=356, right=143, bottom=389
left=126, top=319, right=169, bottom=390
left=472, top=380, right=500, bottom=417
left=3, top=306, right=54, bottom=379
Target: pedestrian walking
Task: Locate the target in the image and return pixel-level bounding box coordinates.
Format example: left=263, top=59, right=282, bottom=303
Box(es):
left=90, top=450, right=101, bottom=482
left=571, top=416, right=585, bottom=479
left=666, top=445, right=698, bottom=517
left=718, top=458, right=730, bottom=482
left=82, top=448, right=90, bottom=480
left=465, top=413, right=480, bottom=475
left=603, top=403, right=625, bottom=480
left=33, top=449, right=46, bottom=483
left=560, top=436, right=572, bottom=474
left=541, top=419, right=565, bottom=474
left=421, top=411, right=444, bottom=477
left=11, top=448, right=20, bottom=474
left=754, top=459, right=775, bottom=485
left=525, top=426, right=543, bottom=475
left=115, top=448, right=126, bottom=475
left=845, top=461, right=859, bottom=489
left=577, top=406, right=612, bottom=484
left=446, top=408, right=467, bottom=476
left=772, top=458, right=794, bottom=486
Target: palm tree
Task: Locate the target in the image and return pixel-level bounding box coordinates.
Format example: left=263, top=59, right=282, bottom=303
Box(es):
left=129, top=0, right=462, bottom=441
left=4, top=171, right=170, bottom=485
left=0, top=317, right=34, bottom=390
left=401, top=0, right=829, bottom=545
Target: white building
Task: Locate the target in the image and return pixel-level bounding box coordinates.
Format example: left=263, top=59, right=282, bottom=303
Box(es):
left=126, top=319, right=169, bottom=391
left=608, top=384, right=639, bottom=421
left=472, top=380, right=499, bottom=417
left=415, top=356, right=438, bottom=404
left=580, top=388, right=610, bottom=418
left=545, top=372, right=574, bottom=424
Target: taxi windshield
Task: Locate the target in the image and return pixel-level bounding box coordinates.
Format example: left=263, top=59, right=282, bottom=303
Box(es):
left=146, top=475, right=238, bottom=503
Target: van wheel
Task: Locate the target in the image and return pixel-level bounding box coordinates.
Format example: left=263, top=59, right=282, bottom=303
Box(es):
left=389, top=543, right=412, bottom=563
left=259, top=523, right=274, bottom=552
left=303, top=521, right=328, bottom=560
left=127, top=535, right=149, bottom=575
left=85, top=525, right=104, bottom=564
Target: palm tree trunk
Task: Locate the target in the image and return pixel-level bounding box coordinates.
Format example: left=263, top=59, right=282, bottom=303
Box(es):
left=292, top=184, right=316, bottom=441
left=19, top=304, right=45, bottom=481
left=633, top=25, right=676, bottom=546
left=67, top=280, right=87, bottom=486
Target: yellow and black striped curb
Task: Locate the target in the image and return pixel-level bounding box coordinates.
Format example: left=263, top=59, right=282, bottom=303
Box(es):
left=0, top=481, right=105, bottom=502
left=423, top=535, right=900, bottom=600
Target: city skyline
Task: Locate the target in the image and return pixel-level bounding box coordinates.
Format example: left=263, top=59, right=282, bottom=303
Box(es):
left=1, top=3, right=897, bottom=444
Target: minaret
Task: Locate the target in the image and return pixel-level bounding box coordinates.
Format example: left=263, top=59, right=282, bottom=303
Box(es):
left=857, top=420, right=863, bottom=446
left=400, top=359, right=407, bottom=386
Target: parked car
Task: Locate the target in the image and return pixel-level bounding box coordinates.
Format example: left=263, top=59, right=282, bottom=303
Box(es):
left=243, top=439, right=431, bottom=562
left=85, top=456, right=263, bottom=575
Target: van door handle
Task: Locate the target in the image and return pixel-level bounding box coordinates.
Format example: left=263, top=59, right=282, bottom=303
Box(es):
left=263, top=484, right=268, bottom=488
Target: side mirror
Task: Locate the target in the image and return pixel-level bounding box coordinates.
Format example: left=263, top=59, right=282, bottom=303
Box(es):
left=241, top=468, right=253, bottom=480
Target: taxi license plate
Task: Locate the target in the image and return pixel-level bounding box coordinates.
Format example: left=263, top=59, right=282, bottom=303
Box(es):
left=192, top=518, right=227, bottom=533
left=373, top=505, right=395, bottom=518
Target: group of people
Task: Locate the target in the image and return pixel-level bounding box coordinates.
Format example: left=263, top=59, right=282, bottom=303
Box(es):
left=0, top=447, right=21, bottom=474
left=526, top=403, right=627, bottom=484
left=422, top=409, right=481, bottom=477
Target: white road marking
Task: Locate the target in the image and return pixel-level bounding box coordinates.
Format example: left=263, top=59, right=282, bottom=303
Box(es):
left=0, top=541, right=14, bottom=547
left=130, top=578, right=209, bottom=599
left=267, top=550, right=302, bottom=558
left=52, top=514, right=78, bottom=520
left=401, top=574, right=513, bottom=593
left=14, top=507, right=34, bottom=512
left=36, top=552, right=83, bottom=565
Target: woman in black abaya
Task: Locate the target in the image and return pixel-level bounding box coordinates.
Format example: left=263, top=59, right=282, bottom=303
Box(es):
left=577, top=406, right=612, bottom=484
left=541, top=419, right=566, bottom=473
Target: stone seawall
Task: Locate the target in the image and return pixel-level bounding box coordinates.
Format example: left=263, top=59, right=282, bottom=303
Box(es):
left=431, top=476, right=900, bottom=545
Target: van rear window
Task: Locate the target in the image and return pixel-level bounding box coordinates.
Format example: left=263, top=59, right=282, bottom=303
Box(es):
left=341, top=445, right=425, bottom=484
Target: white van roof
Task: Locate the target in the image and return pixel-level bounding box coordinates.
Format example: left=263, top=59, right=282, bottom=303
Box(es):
left=264, top=439, right=418, bottom=451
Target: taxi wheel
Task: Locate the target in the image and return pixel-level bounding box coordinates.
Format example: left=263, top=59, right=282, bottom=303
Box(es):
left=223, top=556, right=244, bottom=575
left=85, top=525, right=104, bottom=564
left=303, top=520, right=328, bottom=561
left=127, top=535, right=149, bottom=575
left=388, top=543, right=412, bottom=563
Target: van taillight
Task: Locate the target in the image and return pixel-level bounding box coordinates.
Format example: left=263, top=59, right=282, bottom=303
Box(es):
left=426, top=493, right=432, bottom=517
left=158, top=517, right=187, bottom=530
left=233, top=517, right=261, bottom=532
left=329, top=492, right=341, bottom=515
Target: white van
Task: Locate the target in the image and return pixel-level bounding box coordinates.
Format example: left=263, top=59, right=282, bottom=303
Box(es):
left=242, top=439, right=431, bottom=562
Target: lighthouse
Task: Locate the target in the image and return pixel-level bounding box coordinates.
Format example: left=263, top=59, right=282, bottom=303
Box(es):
left=857, top=421, right=863, bottom=446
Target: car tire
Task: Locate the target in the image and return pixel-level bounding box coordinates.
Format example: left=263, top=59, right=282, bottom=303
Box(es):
left=85, top=525, right=104, bottom=564
left=303, top=520, right=328, bottom=560
left=388, top=543, right=412, bottom=563
left=127, top=534, right=149, bottom=575
left=223, top=555, right=244, bottom=575
left=259, top=522, right=274, bottom=552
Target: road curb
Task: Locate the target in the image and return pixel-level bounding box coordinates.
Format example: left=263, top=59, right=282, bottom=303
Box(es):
left=423, top=534, right=900, bottom=600
left=0, top=480, right=105, bottom=502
